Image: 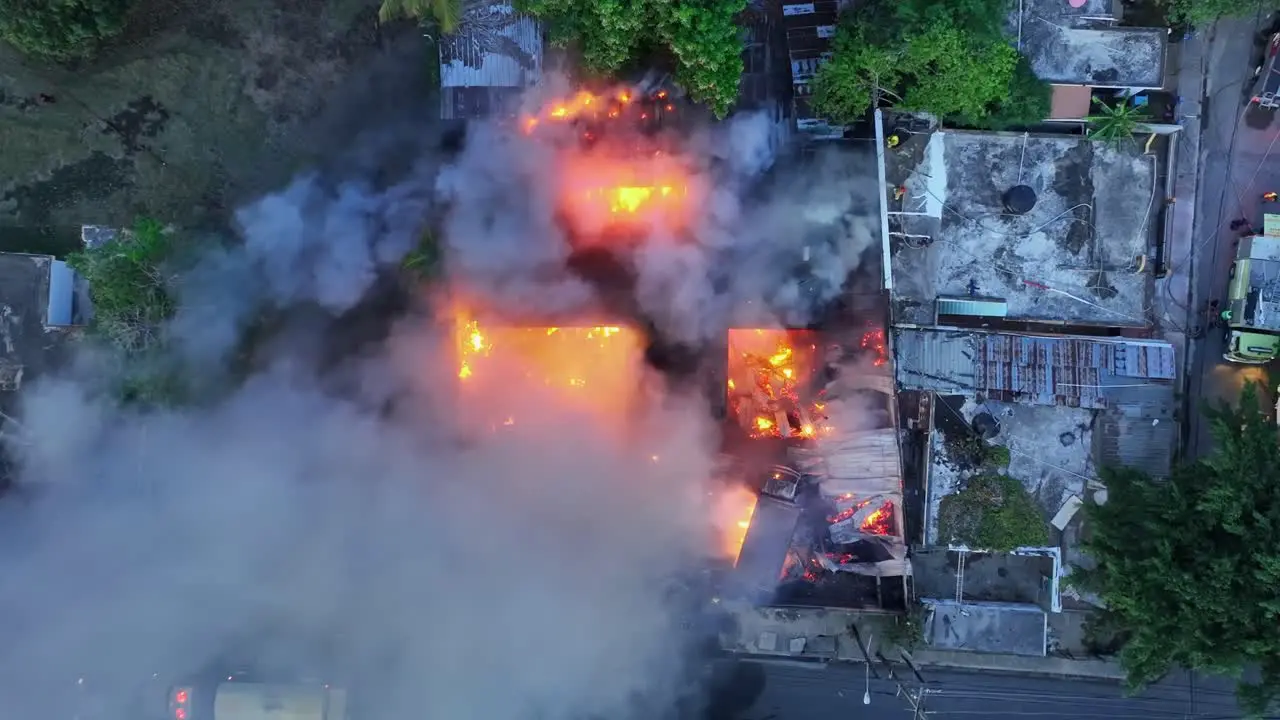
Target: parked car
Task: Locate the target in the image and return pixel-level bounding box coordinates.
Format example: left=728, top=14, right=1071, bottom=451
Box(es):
left=1251, top=28, right=1280, bottom=108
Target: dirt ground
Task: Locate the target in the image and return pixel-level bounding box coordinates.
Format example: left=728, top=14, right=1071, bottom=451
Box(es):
left=0, top=0, right=435, bottom=234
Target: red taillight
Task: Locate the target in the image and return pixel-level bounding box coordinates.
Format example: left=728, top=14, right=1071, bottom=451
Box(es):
left=170, top=686, right=192, bottom=720
left=1254, top=97, right=1262, bottom=104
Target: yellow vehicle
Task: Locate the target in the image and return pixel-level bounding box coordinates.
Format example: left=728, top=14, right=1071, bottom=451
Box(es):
left=1224, top=218, right=1280, bottom=363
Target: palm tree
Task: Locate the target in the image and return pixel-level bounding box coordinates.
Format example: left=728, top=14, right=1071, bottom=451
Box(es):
left=379, top=0, right=464, bottom=34
left=1086, top=96, right=1152, bottom=148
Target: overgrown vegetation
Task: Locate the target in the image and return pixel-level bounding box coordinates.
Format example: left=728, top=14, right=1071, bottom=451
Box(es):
left=937, top=473, right=1048, bottom=551
left=67, top=217, right=189, bottom=406
left=1161, top=0, right=1280, bottom=25
left=944, top=433, right=1010, bottom=470
left=0, top=0, right=134, bottom=61
left=1087, top=97, right=1151, bottom=148
left=517, top=0, right=746, bottom=118
left=884, top=602, right=927, bottom=652
left=812, top=0, right=1050, bottom=126
left=379, top=0, right=462, bottom=34
left=1077, top=383, right=1280, bottom=717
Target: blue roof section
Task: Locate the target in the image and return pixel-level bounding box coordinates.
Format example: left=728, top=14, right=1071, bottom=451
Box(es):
left=895, top=329, right=1175, bottom=409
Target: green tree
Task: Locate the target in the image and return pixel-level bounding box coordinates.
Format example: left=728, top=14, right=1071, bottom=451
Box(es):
left=1161, top=0, right=1280, bottom=26
left=893, top=0, right=1011, bottom=41
left=517, top=0, right=746, bottom=118
left=379, top=0, right=463, bottom=34
left=1079, top=383, right=1280, bottom=717
left=0, top=0, right=133, bottom=61
left=977, top=56, right=1052, bottom=129
left=937, top=473, right=1048, bottom=551
left=659, top=0, right=745, bottom=118
left=810, top=26, right=899, bottom=123
left=1087, top=97, right=1151, bottom=148
left=812, top=18, right=1019, bottom=124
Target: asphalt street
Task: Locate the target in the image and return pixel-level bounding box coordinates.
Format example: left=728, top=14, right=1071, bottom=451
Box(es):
left=1189, top=11, right=1280, bottom=456
left=730, top=661, right=1246, bottom=720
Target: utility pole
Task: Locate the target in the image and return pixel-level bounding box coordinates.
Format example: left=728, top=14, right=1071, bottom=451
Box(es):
left=851, top=620, right=935, bottom=719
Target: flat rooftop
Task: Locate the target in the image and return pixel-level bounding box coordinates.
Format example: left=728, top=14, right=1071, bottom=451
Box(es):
left=1010, top=0, right=1166, bottom=88
left=888, top=130, right=1158, bottom=326
left=0, top=252, right=75, bottom=414
left=923, top=599, right=1047, bottom=657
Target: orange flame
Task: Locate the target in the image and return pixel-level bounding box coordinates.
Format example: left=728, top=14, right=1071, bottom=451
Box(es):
left=455, top=310, right=639, bottom=424
left=861, top=328, right=888, bottom=367
left=560, top=153, right=693, bottom=230
left=716, top=486, right=759, bottom=564
left=727, top=329, right=829, bottom=439
left=519, top=89, right=638, bottom=134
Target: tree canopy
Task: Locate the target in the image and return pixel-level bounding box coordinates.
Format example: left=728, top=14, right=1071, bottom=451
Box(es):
left=1162, top=0, right=1280, bottom=26
left=812, top=0, right=1048, bottom=126
left=1079, top=383, right=1280, bottom=716
left=379, top=0, right=463, bottom=34
left=0, top=0, right=133, bottom=61
left=517, top=0, right=747, bottom=118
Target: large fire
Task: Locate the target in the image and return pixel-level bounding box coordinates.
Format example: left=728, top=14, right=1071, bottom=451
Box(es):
left=827, top=498, right=895, bottom=536
left=519, top=87, right=696, bottom=233
left=714, top=485, right=759, bottom=565
left=454, top=311, right=642, bottom=423
left=727, top=329, right=830, bottom=440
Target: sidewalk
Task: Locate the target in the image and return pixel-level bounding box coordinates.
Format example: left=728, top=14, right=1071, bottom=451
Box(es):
left=720, top=604, right=1124, bottom=681
left=1159, top=30, right=1206, bottom=457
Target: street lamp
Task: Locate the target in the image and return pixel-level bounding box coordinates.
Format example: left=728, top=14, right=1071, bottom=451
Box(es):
left=863, top=634, right=873, bottom=705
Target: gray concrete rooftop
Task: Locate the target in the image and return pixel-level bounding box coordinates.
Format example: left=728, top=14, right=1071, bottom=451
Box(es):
left=924, top=398, right=1093, bottom=548
left=888, top=130, right=1157, bottom=327
left=1010, top=0, right=1166, bottom=88
left=923, top=599, right=1048, bottom=657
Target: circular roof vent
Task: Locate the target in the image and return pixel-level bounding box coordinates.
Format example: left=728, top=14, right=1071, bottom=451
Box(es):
left=1002, top=184, right=1037, bottom=215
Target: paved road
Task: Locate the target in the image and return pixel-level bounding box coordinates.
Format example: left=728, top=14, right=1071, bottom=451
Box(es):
left=725, top=660, right=1244, bottom=720
left=1186, top=11, right=1280, bottom=456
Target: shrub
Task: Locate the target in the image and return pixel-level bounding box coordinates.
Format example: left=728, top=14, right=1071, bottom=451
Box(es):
left=937, top=473, right=1048, bottom=550
left=0, top=0, right=134, bottom=61
left=68, top=216, right=178, bottom=354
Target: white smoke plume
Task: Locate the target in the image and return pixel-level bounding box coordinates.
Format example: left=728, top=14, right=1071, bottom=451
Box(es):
left=0, top=74, right=878, bottom=720
left=438, top=85, right=882, bottom=343
left=0, top=315, right=723, bottom=720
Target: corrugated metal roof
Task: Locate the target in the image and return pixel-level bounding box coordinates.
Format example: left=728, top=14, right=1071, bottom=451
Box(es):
left=1095, top=403, right=1174, bottom=478
left=936, top=296, right=1009, bottom=318
left=439, top=3, right=543, bottom=89
left=895, top=329, right=1175, bottom=409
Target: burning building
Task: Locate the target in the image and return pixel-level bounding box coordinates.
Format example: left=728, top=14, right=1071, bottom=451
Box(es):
left=722, top=326, right=910, bottom=608
left=517, top=86, right=703, bottom=240
left=453, top=308, right=648, bottom=428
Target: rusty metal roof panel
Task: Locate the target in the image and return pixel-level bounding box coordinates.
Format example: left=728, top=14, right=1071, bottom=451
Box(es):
left=897, top=329, right=1175, bottom=410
